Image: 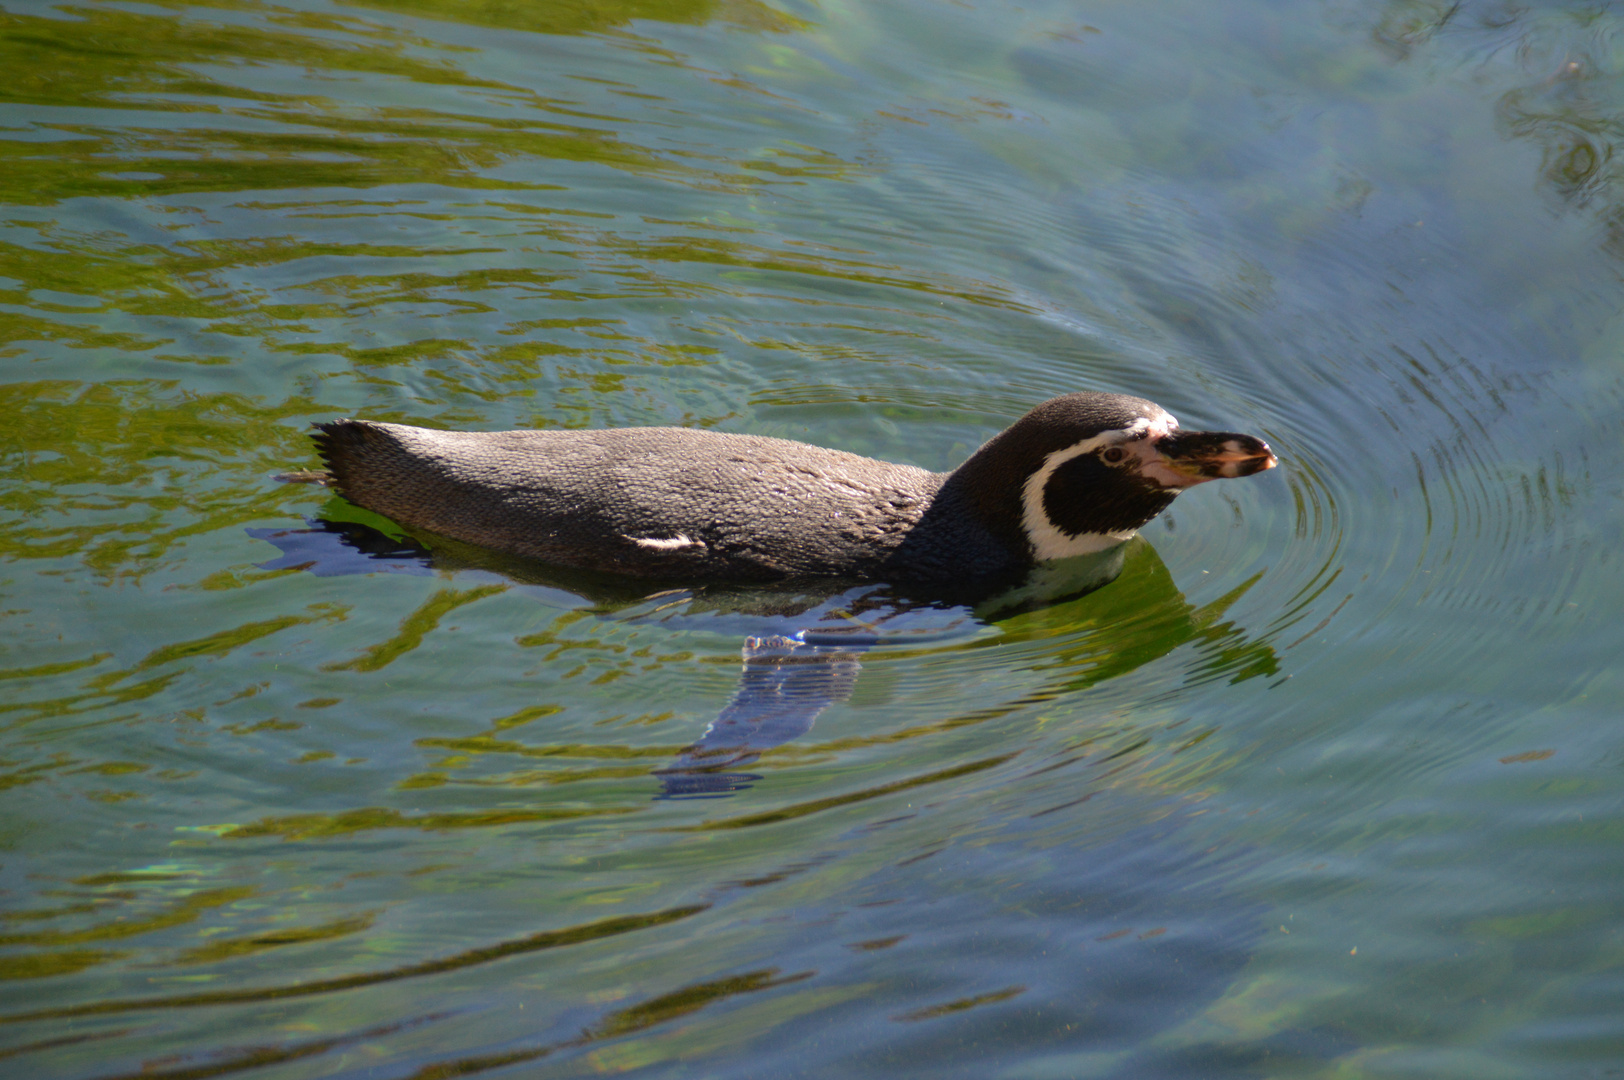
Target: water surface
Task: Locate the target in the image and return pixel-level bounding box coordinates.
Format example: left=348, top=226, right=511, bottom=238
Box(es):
left=2, top=0, right=1623, bottom=1076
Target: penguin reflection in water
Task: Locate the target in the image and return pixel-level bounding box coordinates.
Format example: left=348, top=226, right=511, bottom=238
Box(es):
left=266, top=392, right=1278, bottom=796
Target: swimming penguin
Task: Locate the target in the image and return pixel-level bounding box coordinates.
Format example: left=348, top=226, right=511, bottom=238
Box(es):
left=297, top=392, right=1275, bottom=583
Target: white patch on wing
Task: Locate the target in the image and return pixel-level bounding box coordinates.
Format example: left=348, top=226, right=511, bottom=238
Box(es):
left=631, top=534, right=706, bottom=552
left=1019, top=412, right=1180, bottom=562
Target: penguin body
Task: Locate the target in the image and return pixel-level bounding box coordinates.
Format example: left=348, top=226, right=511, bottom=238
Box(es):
left=306, top=393, right=1275, bottom=584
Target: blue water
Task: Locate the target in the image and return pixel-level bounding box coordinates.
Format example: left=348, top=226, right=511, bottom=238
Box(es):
left=2, top=0, right=1623, bottom=1076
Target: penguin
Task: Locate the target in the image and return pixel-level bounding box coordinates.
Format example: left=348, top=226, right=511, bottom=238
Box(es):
left=293, top=392, right=1275, bottom=584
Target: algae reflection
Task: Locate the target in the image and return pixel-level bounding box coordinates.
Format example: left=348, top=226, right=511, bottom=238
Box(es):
left=0, top=0, right=809, bottom=209
left=252, top=500, right=1279, bottom=800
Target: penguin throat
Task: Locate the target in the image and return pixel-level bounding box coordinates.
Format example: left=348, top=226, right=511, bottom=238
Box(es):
left=1018, top=425, right=1178, bottom=562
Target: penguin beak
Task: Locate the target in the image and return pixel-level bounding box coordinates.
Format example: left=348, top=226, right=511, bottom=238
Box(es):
left=1146, top=430, right=1277, bottom=488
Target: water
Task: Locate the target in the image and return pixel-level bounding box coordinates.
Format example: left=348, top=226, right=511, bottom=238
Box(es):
left=2, top=0, right=1623, bottom=1076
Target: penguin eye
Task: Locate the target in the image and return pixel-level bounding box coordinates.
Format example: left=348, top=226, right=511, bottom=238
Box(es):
left=1102, top=447, right=1126, bottom=464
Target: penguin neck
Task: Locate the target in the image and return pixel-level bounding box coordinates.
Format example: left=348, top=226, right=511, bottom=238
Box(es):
left=934, top=426, right=1043, bottom=567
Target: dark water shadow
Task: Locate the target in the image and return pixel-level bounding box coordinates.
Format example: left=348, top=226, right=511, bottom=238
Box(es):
left=249, top=502, right=1278, bottom=800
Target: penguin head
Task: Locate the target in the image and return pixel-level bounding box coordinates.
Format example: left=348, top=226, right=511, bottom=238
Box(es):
left=953, top=392, right=1276, bottom=564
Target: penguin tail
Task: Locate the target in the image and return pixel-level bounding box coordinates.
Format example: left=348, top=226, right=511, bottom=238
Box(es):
left=306, top=419, right=392, bottom=498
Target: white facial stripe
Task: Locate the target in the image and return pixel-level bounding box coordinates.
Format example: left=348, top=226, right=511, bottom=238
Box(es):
left=1018, top=414, right=1180, bottom=562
